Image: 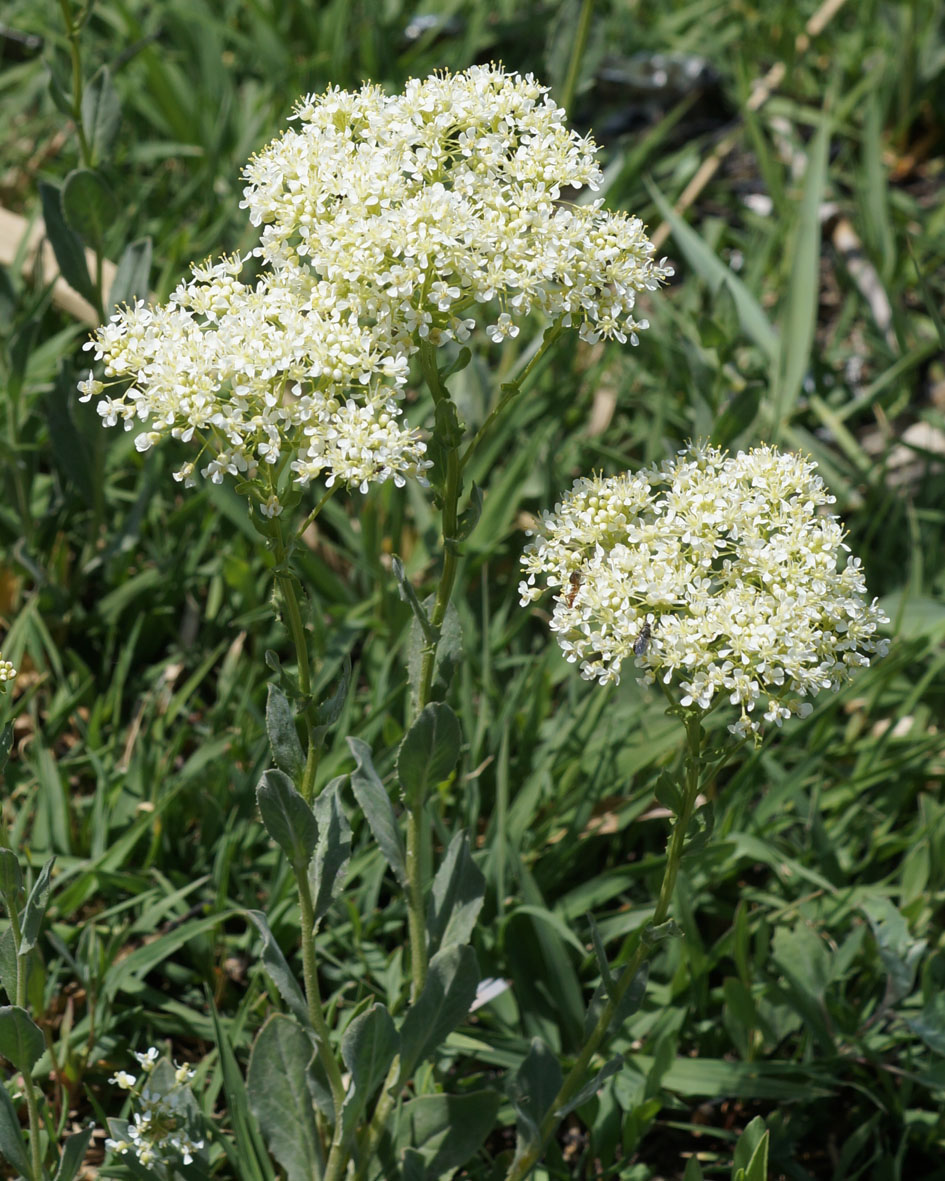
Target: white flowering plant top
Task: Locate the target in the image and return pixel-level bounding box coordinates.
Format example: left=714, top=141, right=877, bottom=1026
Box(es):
left=520, top=444, right=889, bottom=736
left=105, top=1047, right=204, bottom=1169
left=78, top=64, right=671, bottom=516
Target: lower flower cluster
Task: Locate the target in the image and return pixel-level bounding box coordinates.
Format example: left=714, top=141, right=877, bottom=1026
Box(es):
left=520, top=444, right=889, bottom=735
left=105, top=1047, right=204, bottom=1169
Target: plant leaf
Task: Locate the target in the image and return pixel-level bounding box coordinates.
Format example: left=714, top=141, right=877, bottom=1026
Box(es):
left=256, top=770, right=317, bottom=870
left=62, top=168, right=118, bottom=249
left=21, top=857, right=55, bottom=954
left=397, top=703, right=462, bottom=803
left=426, top=830, right=485, bottom=956
left=109, top=237, right=152, bottom=308
left=39, top=181, right=94, bottom=302
left=0, top=1005, right=44, bottom=1072
left=0, top=1079, right=31, bottom=1177
left=54, top=1126, right=95, bottom=1181
left=348, top=737, right=407, bottom=888
left=399, top=944, right=479, bottom=1080
left=399, top=1090, right=501, bottom=1176
left=340, top=1003, right=399, bottom=1135
left=509, top=1038, right=562, bottom=1155
left=248, top=1014, right=325, bottom=1181
left=246, top=910, right=309, bottom=1029
left=266, top=684, right=305, bottom=782
left=81, top=66, right=122, bottom=165
left=310, top=777, right=352, bottom=929
left=555, top=1054, right=623, bottom=1118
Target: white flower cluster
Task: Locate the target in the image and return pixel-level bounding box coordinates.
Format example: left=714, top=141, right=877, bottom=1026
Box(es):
left=0, top=655, right=15, bottom=687
left=105, top=1047, right=204, bottom=1169
left=79, top=65, right=670, bottom=512
left=520, top=444, right=889, bottom=736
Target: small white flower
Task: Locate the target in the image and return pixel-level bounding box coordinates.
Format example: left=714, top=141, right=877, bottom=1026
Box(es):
left=521, top=444, right=889, bottom=735
left=109, top=1070, right=137, bottom=1090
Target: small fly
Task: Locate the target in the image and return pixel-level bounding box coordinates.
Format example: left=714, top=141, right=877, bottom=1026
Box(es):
left=564, top=571, right=581, bottom=608
left=633, top=620, right=652, bottom=656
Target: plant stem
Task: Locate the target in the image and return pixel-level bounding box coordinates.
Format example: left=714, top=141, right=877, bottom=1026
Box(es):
left=503, top=712, right=705, bottom=1181
left=294, top=865, right=346, bottom=1118
left=273, top=533, right=320, bottom=803
left=10, top=890, right=44, bottom=1181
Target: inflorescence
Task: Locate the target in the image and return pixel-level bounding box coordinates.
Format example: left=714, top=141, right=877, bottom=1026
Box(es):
left=79, top=64, right=671, bottom=516
left=105, top=1047, right=204, bottom=1169
left=520, top=444, right=889, bottom=736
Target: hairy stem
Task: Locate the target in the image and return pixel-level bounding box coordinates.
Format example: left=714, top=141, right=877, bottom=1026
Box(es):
left=295, top=866, right=346, bottom=1118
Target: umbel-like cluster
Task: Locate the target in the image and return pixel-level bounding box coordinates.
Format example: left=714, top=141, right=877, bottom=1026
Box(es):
left=105, top=1048, right=204, bottom=1169
left=79, top=65, right=671, bottom=514
left=520, top=444, right=889, bottom=736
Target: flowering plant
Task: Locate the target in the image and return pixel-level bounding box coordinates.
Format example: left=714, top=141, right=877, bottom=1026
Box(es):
left=520, top=443, right=889, bottom=736
left=78, top=64, right=671, bottom=516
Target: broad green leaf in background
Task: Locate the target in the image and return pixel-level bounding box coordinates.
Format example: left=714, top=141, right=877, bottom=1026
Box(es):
left=399, top=1090, right=502, bottom=1177
left=81, top=66, right=122, bottom=165
left=510, top=1038, right=563, bottom=1156
left=247, top=911, right=309, bottom=1029
left=732, top=1115, right=770, bottom=1181
left=62, top=168, right=118, bottom=250
left=54, top=1127, right=95, bottom=1181
left=39, top=181, right=94, bottom=302
left=0, top=1079, right=30, bottom=1179
left=109, top=237, right=153, bottom=308
left=21, top=858, right=55, bottom=954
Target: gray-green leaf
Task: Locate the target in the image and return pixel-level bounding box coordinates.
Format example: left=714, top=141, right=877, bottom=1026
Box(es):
left=247, top=1014, right=325, bottom=1181
left=510, top=1038, right=562, bottom=1154
left=400, top=1090, right=501, bottom=1176
left=426, top=831, right=484, bottom=956
left=246, top=910, right=309, bottom=1029
left=109, top=237, right=152, bottom=309
left=266, top=684, right=305, bottom=782
left=62, top=168, right=117, bottom=249
left=0, top=1005, right=44, bottom=1072
left=340, top=1004, right=399, bottom=1135
left=348, top=738, right=407, bottom=888
left=310, top=778, right=351, bottom=929
left=256, top=770, right=317, bottom=870
left=39, top=182, right=93, bottom=301
left=399, top=944, right=479, bottom=1081
left=21, top=858, right=55, bottom=954
left=397, top=703, right=462, bottom=803
left=0, top=1078, right=31, bottom=1177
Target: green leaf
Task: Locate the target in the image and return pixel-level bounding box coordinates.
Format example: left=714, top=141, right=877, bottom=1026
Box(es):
left=246, top=910, right=309, bottom=1029
left=81, top=66, right=122, bottom=165
left=905, top=994, right=945, bottom=1055
left=109, top=237, right=152, bottom=308
left=0, top=929, right=15, bottom=1004
left=209, top=999, right=278, bottom=1181
left=555, top=1054, right=623, bottom=1118
left=0, top=850, right=21, bottom=913
left=391, top=558, right=435, bottom=644
left=0, top=1079, right=31, bottom=1177
left=399, top=1090, right=501, bottom=1176
left=266, top=685, right=305, bottom=782
left=732, top=1116, right=769, bottom=1181
left=21, top=857, right=55, bottom=954
left=456, top=483, right=483, bottom=541
left=587, top=913, right=615, bottom=998
left=426, top=830, right=485, bottom=956
left=47, top=364, right=95, bottom=503
left=0, top=1005, right=44, bottom=1072
left=340, top=1003, right=399, bottom=1135
left=314, top=656, right=352, bottom=730
left=39, top=181, right=94, bottom=302
left=510, top=1038, right=562, bottom=1155
left=771, top=113, right=831, bottom=430
left=684, top=1157, right=705, bottom=1181
left=54, top=1125, right=94, bottom=1181
left=711, top=385, right=762, bottom=449
left=348, top=737, right=407, bottom=888
left=310, top=777, right=352, bottom=929
left=397, top=703, right=462, bottom=803
left=256, top=770, right=317, bottom=870
left=247, top=1015, right=324, bottom=1181
left=61, top=168, right=118, bottom=249
left=399, top=944, right=479, bottom=1080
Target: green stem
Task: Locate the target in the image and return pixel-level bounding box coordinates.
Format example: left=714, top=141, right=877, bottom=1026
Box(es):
left=273, top=532, right=320, bottom=803
left=10, top=890, right=44, bottom=1181
left=559, top=0, right=596, bottom=118
left=503, top=712, right=705, bottom=1181
left=294, top=866, right=346, bottom=1118
left=405, top=795, right=427, bottom=998
left=460, top=321, right=564, bottom=473
left=58, top=0, right=93, bottom=167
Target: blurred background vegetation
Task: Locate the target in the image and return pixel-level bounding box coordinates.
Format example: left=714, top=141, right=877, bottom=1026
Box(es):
left=1, top=0, right=944, bottom=1177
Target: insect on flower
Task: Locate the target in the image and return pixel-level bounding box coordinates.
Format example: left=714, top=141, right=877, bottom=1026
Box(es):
left=633, top=620, right=652, bottom=656
left=564, top=571, right=582, bottom=607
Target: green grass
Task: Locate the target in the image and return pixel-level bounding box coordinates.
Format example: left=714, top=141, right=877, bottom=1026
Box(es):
left=2, top=0, right=945, bottom=1178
